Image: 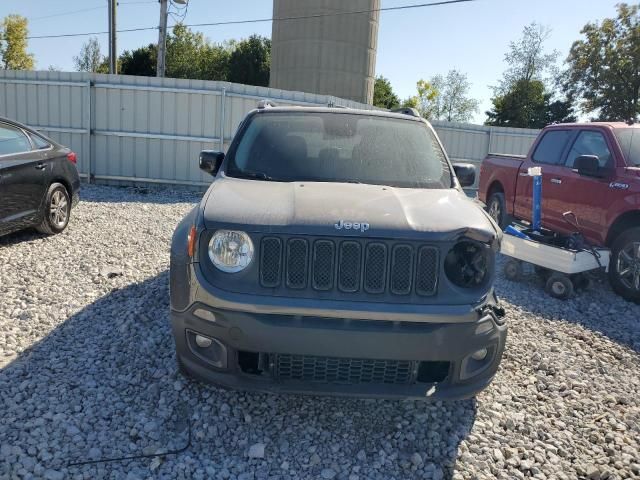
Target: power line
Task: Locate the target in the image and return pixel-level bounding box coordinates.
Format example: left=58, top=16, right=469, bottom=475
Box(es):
left=26, top=0, right=474, bottom=40
left=28, top=26, right=158, bottom=40
left=27, top=2, right=156, bottom=22
left=29, top=6, right=105, bottom=22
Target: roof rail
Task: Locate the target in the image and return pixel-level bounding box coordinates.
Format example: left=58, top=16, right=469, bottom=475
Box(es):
left=390, top=107, right=420, bottom=118
left=257, top=99, right=278, bottom=109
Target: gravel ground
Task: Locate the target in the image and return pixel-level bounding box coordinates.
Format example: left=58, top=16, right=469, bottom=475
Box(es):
left=1, top=184, right=639, bottom=480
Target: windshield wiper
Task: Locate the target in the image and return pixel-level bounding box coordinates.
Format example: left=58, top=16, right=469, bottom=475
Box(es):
left=231, top=171, right=274, bottom=181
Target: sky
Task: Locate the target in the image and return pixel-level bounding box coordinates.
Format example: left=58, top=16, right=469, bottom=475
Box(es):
left=0, top=0, right=625, bottom=123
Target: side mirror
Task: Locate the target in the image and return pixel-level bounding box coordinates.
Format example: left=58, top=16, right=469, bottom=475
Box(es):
left=199, top=150, right=224, bottom=176
left=574, top=155, right=600, bottom=177
left=453, top=163, right=476, bottom=187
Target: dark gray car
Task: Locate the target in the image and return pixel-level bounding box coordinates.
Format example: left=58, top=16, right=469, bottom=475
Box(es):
left=170, top=106, right=506, bottom=400
left=0, top=117, right=80, bottom=237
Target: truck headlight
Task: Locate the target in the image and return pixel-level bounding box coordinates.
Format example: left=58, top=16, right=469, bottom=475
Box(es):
left=444, top=240, right=489, bottom=288
left=208, top=230, right=254, bottom=273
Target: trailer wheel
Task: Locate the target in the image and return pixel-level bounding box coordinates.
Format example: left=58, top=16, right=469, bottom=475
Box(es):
left=545, top=273, right=574, bottom=300
left=503, top=259, right=523, bottom=281
left=534, top=265, right=551, bottom=281
left=573, top=273, right=592, bottom=291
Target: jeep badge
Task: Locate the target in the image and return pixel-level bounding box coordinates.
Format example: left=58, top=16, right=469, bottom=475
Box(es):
left=334, top=220, right=370, bottom=232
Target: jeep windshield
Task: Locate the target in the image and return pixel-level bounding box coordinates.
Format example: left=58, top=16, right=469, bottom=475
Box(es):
left=226, top=111, right=453, bottom=189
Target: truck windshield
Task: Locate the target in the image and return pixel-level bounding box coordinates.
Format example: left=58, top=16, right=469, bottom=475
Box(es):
left=615, top=128, right=640, bottom=166
left=226, top=112, right=453, bottom=189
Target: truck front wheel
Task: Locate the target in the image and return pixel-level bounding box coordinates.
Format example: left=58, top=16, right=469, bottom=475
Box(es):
left=486, top=192, right=510, bottom=230
left=609, top=227, right=640, bottom=304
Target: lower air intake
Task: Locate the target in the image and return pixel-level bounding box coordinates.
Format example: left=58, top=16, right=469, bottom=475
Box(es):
left=274, top=354, right=416, bottom=385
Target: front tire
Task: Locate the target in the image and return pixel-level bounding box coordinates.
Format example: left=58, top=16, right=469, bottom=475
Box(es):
left=609, top=227, right=640, bottom=304
left=486, top=192, right=510, bottom=230
left=36, top=183, right=71, bottom=235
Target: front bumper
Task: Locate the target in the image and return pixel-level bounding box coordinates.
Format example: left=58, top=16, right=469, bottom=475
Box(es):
left=171, top=297, right=507, bottom=401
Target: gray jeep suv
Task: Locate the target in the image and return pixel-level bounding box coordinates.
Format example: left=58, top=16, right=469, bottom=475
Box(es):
left=170, top=105, right=506, bottom=400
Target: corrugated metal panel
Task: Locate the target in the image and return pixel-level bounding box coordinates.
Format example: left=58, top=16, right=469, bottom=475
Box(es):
left=0, top=70, right=91, bottom=175
left=431, top=120, right=539, bottom=189
left=1, top=70, right=540, bottom=190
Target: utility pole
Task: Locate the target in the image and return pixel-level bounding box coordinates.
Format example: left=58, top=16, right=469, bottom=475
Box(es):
left=108, top=0, right=117, bottom=74
left=157, top=0, right=168, bottom=77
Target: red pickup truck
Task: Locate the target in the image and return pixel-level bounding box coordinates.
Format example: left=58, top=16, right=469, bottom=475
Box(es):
left=478, top=122, right=640, bottom=303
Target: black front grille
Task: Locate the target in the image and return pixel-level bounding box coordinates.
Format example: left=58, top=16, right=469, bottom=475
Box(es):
left=364, top=243, right=387, bottom=293
left=274, top=354, right=416, bottom=385
left=390, top=245, right=414, bottom=295
left=338, top=241, right=362, bottom=292
left=286, top=239, right=308, bottom=289
left=312, top=240, right=335, bottom=290
left=416, top=246, right=439, bottom=296
left=260, top=237, right=282, bottom=287
left=258, top=236, right=439, bottom=298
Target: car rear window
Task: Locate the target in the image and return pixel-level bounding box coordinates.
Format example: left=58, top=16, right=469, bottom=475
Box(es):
left=226, top=112, right=452, bottom=189
left=614, top=128, right=640, bottom=167
left=532, top=130, right=573, bottom=165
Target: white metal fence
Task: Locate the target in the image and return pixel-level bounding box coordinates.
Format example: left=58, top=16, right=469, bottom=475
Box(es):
left=0, top=70, right=540, bottom=190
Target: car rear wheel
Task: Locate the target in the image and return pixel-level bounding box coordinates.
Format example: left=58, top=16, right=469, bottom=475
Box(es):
left=609, top=227, right=640, bottom=304
left=486, top=192, right=510, bottom=230
left=36, top=183, right=71, bottom=235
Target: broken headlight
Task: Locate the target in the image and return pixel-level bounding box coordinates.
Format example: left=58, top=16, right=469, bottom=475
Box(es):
left=444, top=240, right=490, bottom=288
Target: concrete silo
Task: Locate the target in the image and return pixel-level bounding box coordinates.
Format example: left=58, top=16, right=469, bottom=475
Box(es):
left=270, top=0, right=380, bottom=104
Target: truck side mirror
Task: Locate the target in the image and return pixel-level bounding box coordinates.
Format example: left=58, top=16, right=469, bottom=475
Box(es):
left=200, top=151, right=224, bottom=176
left=453, top=163, right=476, bottom=187
left=574, top=155, right=600, bottom=177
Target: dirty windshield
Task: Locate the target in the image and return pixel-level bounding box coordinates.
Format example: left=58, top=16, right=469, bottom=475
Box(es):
left=226, top=112, right=453, bottom=188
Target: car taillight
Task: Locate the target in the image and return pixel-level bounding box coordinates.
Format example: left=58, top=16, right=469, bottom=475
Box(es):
left=67, top=152, right=77, bottom=164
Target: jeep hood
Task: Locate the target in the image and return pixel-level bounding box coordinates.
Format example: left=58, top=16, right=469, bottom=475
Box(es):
left=202, top=177, right=500, bottom=244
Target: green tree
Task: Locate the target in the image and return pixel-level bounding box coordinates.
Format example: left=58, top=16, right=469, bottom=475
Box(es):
left=165, top=24, right=230, bottom=81
left=565, top=3, right=640, bottom=121
left=120, top=44, right=157, bottom=77
left=486, top=79, right=576, bottom=128
left=412, top=79, right=439, bottom=119
left=429, top=69, right=478, bottom=122
left=486, top=22, right=574, bottom=127
left=373, top=76, right=400, bottom=109
left=73, top=37, right=108, bottom=73
left=411, top=70, right=478, bottom=121
left=0, top=15, right=35, bottom=70
left=112, top=26, right=269, bottom=86
left=401, top=96, right=419, bottom=109
left=496, top=22, right=559, bottom=93
left=228, top=35, right=270, bottom=87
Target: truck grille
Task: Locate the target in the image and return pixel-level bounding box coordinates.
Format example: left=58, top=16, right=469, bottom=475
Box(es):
left=274, top=354, right=416, bottom=385
left=260, top=236, right=438, bottom=297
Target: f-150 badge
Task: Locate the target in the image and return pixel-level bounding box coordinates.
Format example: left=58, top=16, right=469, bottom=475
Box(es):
left=609, top=182, right=629, bottom=190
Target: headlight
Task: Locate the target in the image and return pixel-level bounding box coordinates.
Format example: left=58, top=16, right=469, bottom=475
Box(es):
left=444, top=240, right=489, bottom=288
left=208, top=230, right=254, bottom=273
